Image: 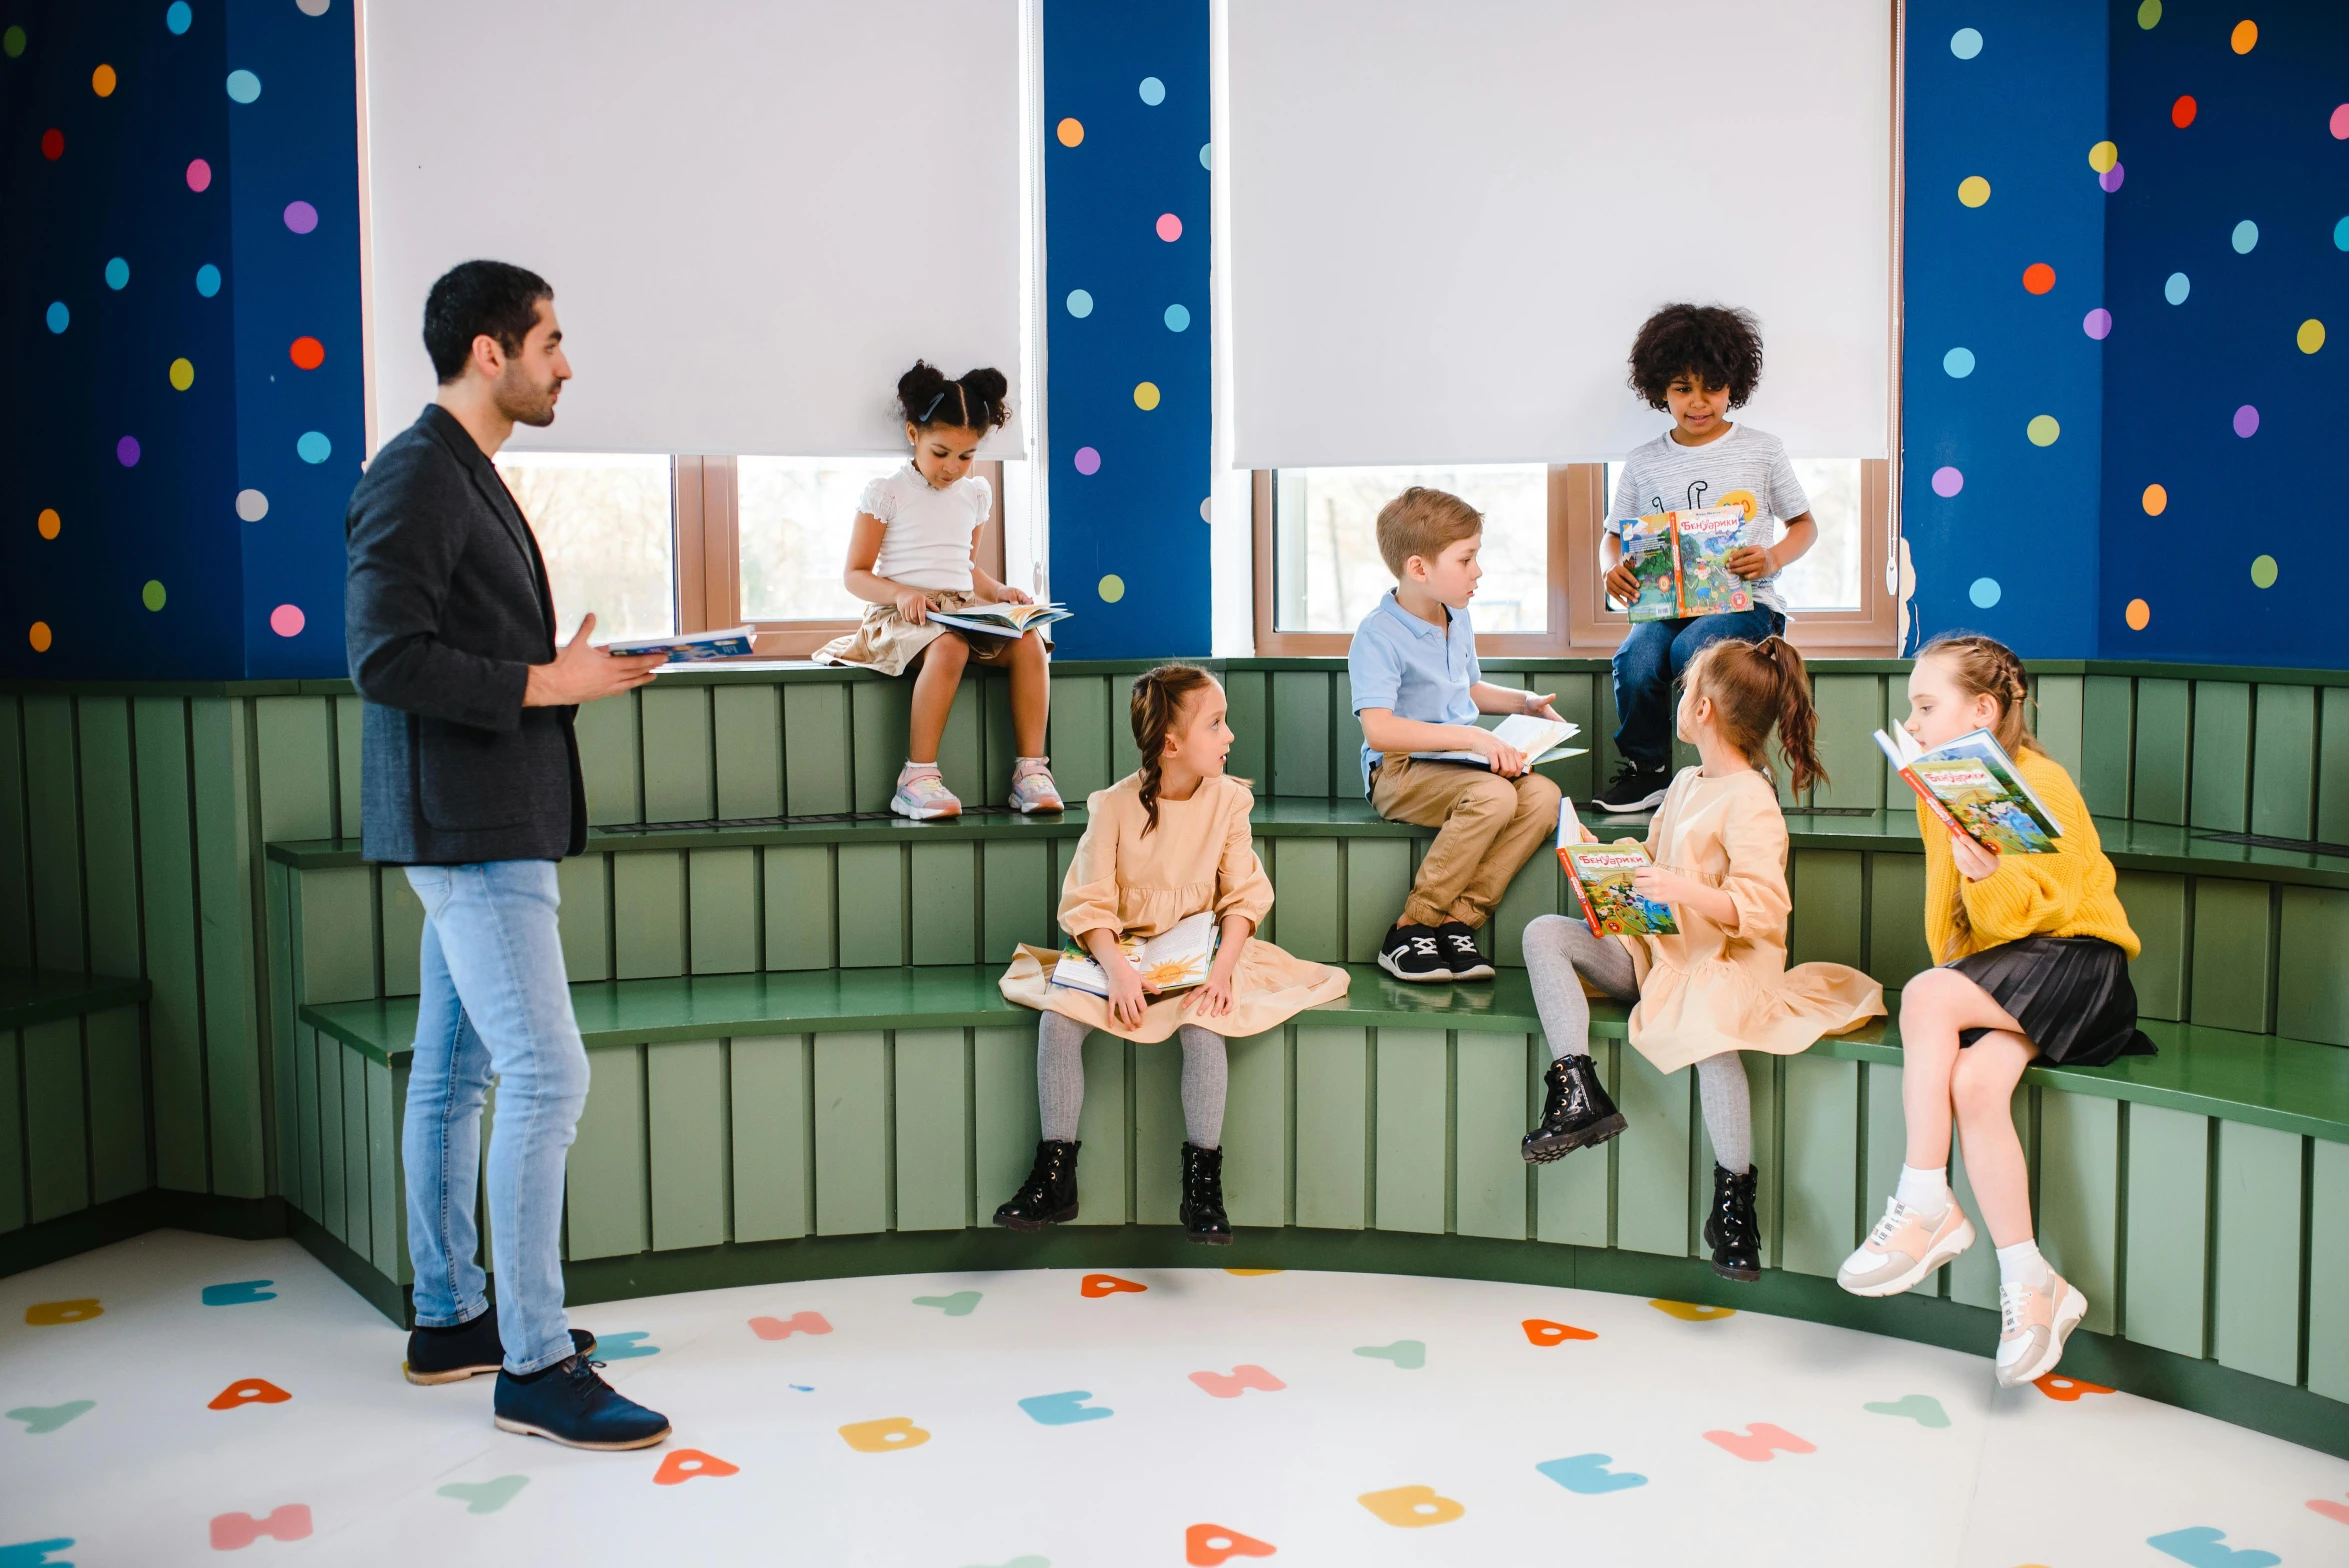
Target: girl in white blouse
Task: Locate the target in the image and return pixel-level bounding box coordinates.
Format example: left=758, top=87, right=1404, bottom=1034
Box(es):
left=817, top=362, right=1060, bottom=820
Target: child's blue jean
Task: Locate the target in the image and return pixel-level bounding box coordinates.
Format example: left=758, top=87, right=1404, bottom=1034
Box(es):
left=1611, top=607, right=1787, bottom=773
left=401, top=859, right=591, bottom=1375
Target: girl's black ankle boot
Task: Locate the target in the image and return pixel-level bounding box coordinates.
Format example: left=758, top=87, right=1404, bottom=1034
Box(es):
left=993, top=1139, right=1080, bottom=1230
left=1179, top=1142, right=1232, bottom=1245
left=1521, top=1054, right=1628, bottom=1164
left=1706, top=1161, right=1762, bottom=1282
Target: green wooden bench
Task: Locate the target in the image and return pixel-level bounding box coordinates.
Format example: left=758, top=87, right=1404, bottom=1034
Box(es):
left=0, top=968, right=150, bottom=1256
left=287, top=960, right=2349, bottom=1458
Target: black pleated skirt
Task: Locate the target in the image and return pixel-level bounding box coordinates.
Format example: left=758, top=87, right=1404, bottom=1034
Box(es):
left=1948, top=936, right=2157, bottom=1067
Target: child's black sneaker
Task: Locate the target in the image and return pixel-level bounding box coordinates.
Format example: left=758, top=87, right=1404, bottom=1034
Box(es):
left=1378, top=923, right=1450, bottom=982
left=404, top=1307, right=596, bottom=1386
left=1595, top=761, right=1672, bottom=813
left=492, top=1353, right=671, bottom=1450
left=1436, top=922, right=1495, bottom=980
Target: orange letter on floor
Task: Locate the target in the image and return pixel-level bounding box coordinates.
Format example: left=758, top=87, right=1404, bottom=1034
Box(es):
left=1080, top=1273, right=1147, bottom=1298
left=1703, top=1423, right=1814, bottom=1462
left=1522, top=1318, right=1598, bottom=1346
left=1186, top=1521, right=1277, bottom=1563
left=24, top=1299, right=102, bottom=1326
left=208, top=1378, right=292, bottom=1410
left=653, top=1448, right=739, bottom=1485
left=1358, top=1485, right=1465, bottom=1528
left=2032, top=1372, right=2114, bottom=1403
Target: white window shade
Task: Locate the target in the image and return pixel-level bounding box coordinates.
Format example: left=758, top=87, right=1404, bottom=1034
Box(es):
left=1226, top=0, right=1891, bottom=468
left=361, top=2, right=1023, bottom=458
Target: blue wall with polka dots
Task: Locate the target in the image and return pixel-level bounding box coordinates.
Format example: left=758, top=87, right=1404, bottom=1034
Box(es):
left=1041, top=0, right=1212, bottom=660
left=2, top=0, right=363, bottom=680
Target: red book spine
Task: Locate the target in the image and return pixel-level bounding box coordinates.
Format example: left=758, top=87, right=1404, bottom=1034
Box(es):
left=1896, top=763, right=1990, bottom=854
left=1559, top=847, right=1606, bottom=938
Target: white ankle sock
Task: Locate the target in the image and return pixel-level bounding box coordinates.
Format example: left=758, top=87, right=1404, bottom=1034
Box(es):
left=900, top=760, right=941, bottom=783
left=1895, top=1164, right=1950, bottom=1218
left=1996, top=1239, right=2050, bottom=1289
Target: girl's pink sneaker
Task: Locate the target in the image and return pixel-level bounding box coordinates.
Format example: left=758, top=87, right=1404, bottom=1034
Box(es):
left=1008, top=758, right=1063, bottom=815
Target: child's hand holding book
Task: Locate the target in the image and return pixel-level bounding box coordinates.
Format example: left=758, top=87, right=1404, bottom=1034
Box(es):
left=1947, top=828, right=2003, bottom=883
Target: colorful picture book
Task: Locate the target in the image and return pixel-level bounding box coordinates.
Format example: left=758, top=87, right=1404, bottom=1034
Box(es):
left=927, top=601, right=1073, bottom=639
left=1555, top=799, right=1678, bottom=936
left=1618, top=505, right=1755, bottom=623
left=600, top=626, right=757, bottom=660
left=1413, top=713, right=1583, bottom=769
left=1050, top=910, right=1219, bottom=997
left=1873, top=726, right=2063, bottom=855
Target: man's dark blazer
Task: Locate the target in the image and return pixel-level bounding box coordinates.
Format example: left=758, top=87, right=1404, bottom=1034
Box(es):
left=344, top=403, right=587, bottom=866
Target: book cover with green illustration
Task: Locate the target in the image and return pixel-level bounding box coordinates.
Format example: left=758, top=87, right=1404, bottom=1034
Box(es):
left=1620, top=514, right=1683, bottom=623
left=1561, top=843, right=1679, bottom=937
left=1618, top=505, right=1752, bottom=622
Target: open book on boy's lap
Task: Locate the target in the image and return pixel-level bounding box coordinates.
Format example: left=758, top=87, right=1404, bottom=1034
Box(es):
left=1050, top=910, right=1218, bottom=997
left=1556, top=798, right=1678, bottom=936
left=1411, top=713, right=1583, bottom=769
left=1620, top=506, right=1754, bottom=622
left=926, top=601, right=1072, bottom=638
left=599, top=626, right=758, bottom=660
left=1874, top=726, right=2063, bottom=855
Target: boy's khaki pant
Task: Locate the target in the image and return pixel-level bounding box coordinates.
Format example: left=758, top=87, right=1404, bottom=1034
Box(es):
left=1370, top=756, right=1562, bottom=930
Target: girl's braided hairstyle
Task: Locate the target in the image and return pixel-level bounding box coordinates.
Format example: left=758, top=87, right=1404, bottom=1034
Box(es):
left=1918, top=633, right=2041, bottom=756
left=1131, top=663, right=1218, bottom=835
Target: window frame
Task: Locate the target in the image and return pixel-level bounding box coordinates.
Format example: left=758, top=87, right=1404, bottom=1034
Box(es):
left=673, top=455, right=1007, bottom=658
left=1252, top=459, right=1898, bottom=657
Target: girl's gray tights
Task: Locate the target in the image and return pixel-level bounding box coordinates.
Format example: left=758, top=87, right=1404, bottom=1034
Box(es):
left=1037, top=1008, right=1227, bottom=1149
left=1520, top=912, right=1753, bottom=1175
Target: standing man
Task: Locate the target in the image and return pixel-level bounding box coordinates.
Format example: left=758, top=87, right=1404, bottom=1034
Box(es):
left=345, top=260, right=671, bottom=1450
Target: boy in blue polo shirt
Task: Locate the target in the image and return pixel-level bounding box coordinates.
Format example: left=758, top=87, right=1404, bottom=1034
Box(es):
left=1350, top=487, right=1563, bottom=982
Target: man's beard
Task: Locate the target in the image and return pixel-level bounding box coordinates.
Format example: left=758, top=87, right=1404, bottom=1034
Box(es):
left=495, top=370, right=560, bottom=428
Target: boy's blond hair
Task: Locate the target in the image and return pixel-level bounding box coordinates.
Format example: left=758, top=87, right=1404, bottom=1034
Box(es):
left=1375, top=487, right=1483, bottom=578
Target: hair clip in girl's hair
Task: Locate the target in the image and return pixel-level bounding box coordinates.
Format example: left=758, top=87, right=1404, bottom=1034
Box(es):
left=919, top=392, right=947, bottom=423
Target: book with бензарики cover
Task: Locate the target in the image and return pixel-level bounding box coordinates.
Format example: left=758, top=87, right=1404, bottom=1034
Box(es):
left=1619, top=505, right=1754, bottom=623
left=1873, top=725, right=2063, bottom=855
left=1555, top=798, right=1678, bottom=937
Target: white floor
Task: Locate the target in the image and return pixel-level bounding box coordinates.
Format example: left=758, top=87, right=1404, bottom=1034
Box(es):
left=3, top=1231, right=2345, bottom=1566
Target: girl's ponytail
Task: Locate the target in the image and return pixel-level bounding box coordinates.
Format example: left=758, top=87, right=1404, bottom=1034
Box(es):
left=1684, top=635, right=1828, bottom=796
left=1130, top=663, right=1216, bottom=835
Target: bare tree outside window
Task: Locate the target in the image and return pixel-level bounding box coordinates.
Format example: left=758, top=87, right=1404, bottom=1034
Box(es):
left=1273, top=464, right=1548, bottom=633
left=493, top=452, right=675, bottom=642
left=736, top=456, right=905, bottom=623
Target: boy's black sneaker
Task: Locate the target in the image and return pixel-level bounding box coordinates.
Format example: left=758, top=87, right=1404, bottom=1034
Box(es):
left=1377, top=923, right=1451, bottom=982
left=1595, top=760, right=1672, bottom=813
left=492, top=1353, right=671, bottom=1451
left=404, top=1307, right=596, bottom=1385
left=1436, top=922, right=1495, bottom=980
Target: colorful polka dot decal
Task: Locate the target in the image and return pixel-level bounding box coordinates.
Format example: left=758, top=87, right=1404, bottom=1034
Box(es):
left=116, top=436, right=140, bottom=467
left=1156, top=212, right=1183, bottom=242
left=2229, top=19, right=2257, bottom=54
left=186, top=158, right=211, bottom=191
left=2232, top=405, right=2259, bottom=438
left=1198, top=143, right=1211, bottom=170
left=1969, top=577, right=2002, bottom=608
left=1057, top=118, right=1084, bottom=147
left=167, top=2, right=192, bottom=34
left=41, top=127, right=64, bottom=159
left=2088, top=140, right=2118, bottom=173
left=2334, top=105, right=2349, bottom=140
left=2022, top=262, right=2055, bottom=294
left=142, top=581, right=167, bottom=612
left=296, top=0, right=331, bottom=14
left=45, top=302, right=70, bottom=334
left=2083, top=308, right=2112, bottom=340
left=28, top=622, right=52, bottom=653
left=2125, top=598, right=2151, bottom=630
left=1098, top=575, right=1125, bottom=604
left=1133, top=382, right=1160, bottom=411
left=296, top=431, right=332, bottom=464
left=1164, top=303, right=1191, bottom=332
left=1942, top=347, right=1975, bottom=377
left=1931, top=466, right=1964, bottom=498
left=236, top=490, right=269, bottom=522
left=3, top=24, right=25, bottom=56
left=2098, top=161, right=2125, bottom=194
left=2026, top=415, right=2060, bottom=447
left=2249, top=554, right=2277, bottom=589
left=38, top=509, right=62, bottom=540
left=92, top=63, right=117, bottom=97
left=2172, top=95, right=2197, bottom=128
left=2142, top=484, right=2167, bottom=516
left=225, top=69, right=261, bottom=103
left=169, top=357, right=195, bottom=391
left=1073, top=446, right=1101, bottom=476
left=284, top=200, right=318, bottom=234
left=290, top=337, right=325, bottom=370
left=2164, top=272, right=2189, bottom=305
left=2297, top=320, right=2325, bottom=355
left=195, top=263, right=222, bottom=297
left=1139, top=76, right=1165, bottom=106
left=270, top=605, right=306, bottom=638
left=104, top=257, right=129, bottom=290
left=1950, top=28, right=1982, bottom=60
left=1957, top=176, right=1990, bottom=208
left=2231, top=220, right=2258, bottom=254
left=1067, top=289, right=1095, bottom=318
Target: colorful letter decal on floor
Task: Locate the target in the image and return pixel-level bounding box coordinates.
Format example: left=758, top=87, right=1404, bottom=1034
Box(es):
left=200, top=1281, right=276, bottom=1307
left=207, top=1379, right=291, bottom=1411
left=2308, top=1493, right=2349, bottom=1526
left=1080, top=1274, right=1147, bottom=1298
left=2033, top=1372, right=2114, bottom=1402
left=2144, top=1526, right=2282, bottom=1567
left=839, top=1417, right=930, bottom=1453
left=1019, top=1391, right=1113, bottom=1425
left=1189, top=1365, right=1284, bottom=1398
left=750, top=1311, right=832, bottom=1340
left=595, top=1332, right=659, bottom=1359
left=1648, top=1300, right=1735, bottom=1321
left=1357, top=1486, right=1464, bottom=1528
left=653, top=1449, right=739, bottom=1485
left=22, top=1301, right=100, bottom=1327
left=1703, top=1423, right=1814, bottom=1462
left=1535, top=1454, right=1648, bottom=1494
left=6, top=1402, right=93, bottom=1434
left=1353, top=1340, right=1425, bottom=1369
left=914, top=1291, right=983, bottom=1316
left=1222, top=1269, right=1283, bottom=1276
left=1521, top=1319, right=1597, bottom=1346
left=0, top=1541, right=75, bottom=1567
left=1862, top=1394, right=1950, bottom=1428
left=1186, top=1521, right=1277, bottom=1562
left=209, top=1505, right=311, bottom=1550
left=436, top=1477, right=529, bottom=1514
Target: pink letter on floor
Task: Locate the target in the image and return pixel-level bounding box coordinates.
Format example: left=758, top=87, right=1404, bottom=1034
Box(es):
left=1703, top=1423, right=1815, bottom=1462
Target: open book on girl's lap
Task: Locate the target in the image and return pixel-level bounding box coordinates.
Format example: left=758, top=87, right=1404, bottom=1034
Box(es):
left=1413, top=713, right=1584, bottom=769
left=1874, top=727, right=2062, bottom=855
left=1050, top=911, right=1218, bottom=997
left=926, top=601, right=1072, bottom=639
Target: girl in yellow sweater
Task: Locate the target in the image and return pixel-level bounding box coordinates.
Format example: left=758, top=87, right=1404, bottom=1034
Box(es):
left=1838, top=634, right=2152, bottom=1389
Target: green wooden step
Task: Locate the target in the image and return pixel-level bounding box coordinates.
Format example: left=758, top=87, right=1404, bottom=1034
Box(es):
left=0, top=967, right=150, bottom=1031
left=300, top=964, right=2349, bottom=1143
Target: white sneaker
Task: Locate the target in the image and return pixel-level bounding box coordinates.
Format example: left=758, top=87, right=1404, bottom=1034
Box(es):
left=1837, top=1196, right=1976, bottom=1298
left=1995, top=1271, right=2088, bottom=1388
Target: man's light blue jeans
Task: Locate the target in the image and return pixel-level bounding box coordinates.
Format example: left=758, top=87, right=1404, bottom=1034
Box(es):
left=401, top=859, right=589, bottom=1374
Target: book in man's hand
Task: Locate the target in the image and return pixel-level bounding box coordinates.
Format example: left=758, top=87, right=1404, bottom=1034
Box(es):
left=600, top=626, right=757, bottom=661
left=1620, top=505, right=1755, bottom=623
left=1050, top=910, right=1219, bottom=997
left=1556, top=798, right=1679, bottom=936
left=1873, top=726, right=2063, bottom=855
left=1413, top=713, right=1584, bottom=769
left=926, top=601, right=1073, bottom=639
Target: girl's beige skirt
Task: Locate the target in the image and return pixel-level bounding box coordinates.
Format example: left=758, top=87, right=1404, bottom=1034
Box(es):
left=816, top=590, right=1027, bottom=677
left=999, top=938, right=1349, bottom=1043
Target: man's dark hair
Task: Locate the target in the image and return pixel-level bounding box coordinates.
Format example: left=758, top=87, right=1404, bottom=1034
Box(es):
left=1626, top=302, right=1764, bottom=410
left=423, top=260, right=552, bottom=383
